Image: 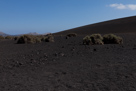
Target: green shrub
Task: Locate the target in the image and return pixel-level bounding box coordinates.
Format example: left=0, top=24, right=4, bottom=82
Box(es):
left=103, top=34, right=123, bottom=44
left=0, top=36, right=5, bottom=39
left=83, top=35, right=92, bottom=45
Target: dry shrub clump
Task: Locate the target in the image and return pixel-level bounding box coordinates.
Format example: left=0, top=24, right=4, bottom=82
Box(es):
left=17, top=34, right=54, bottom=44
left=14, top=36, right=19, bottom=41
left=103, top=34, right=123, bottom=44
left=17, top=35, right=41, bottom=44
left=66, top=33, right=77, bottom=39
left=0, top=36, right=5, bottom=39
left=90, top=34, right=104, bottom=45
left=5, top=36, right=14, bottom=39
left=83, top=33, right=123, bottom=45
left=83, top=34, right=104, bottom=45
left=41, top=35, right=54, bottom=42
left=83, top=36, right=92, bottom=45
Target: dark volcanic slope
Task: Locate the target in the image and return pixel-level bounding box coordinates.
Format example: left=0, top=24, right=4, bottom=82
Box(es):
left=54, top=16, right=136, bottom=35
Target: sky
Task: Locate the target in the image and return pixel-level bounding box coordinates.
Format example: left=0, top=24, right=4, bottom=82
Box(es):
left=0, top=0, right=136, bottom=35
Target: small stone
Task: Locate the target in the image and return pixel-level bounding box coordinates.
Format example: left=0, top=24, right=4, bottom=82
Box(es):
left=62, top=46, right=64, bottom=48
left=62, top=72, right=67, bottom=74
left=59, top=53, right=65, bottom=56
left=93, top=48, right=96, bottom=51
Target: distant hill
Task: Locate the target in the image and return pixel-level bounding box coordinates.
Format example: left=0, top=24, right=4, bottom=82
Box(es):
left=14, top=32, right=51, bottom=36
left=28, top=32, right=41, bottom=35
left=54, top=16, right=136, bottom=35
left=27, top=32, right=52, bottom=35
left=0, top=32, right=51, bottom=37
left=0, top=32, right=9, bottom=36
left=24, top=32, right=51, bottom=36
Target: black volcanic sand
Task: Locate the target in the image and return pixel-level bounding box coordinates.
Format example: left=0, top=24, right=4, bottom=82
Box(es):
left=0, top=33, right=136, bottom=91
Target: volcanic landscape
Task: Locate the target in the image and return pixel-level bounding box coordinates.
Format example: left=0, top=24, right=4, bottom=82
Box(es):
left=0, top=16, right=136, bottom=91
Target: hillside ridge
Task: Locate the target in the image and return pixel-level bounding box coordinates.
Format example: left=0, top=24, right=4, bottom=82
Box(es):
left=54, top=15, right=136, bottom=35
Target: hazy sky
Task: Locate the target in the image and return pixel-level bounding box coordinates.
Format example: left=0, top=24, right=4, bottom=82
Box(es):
left=0, top=0, right=136, bottom=35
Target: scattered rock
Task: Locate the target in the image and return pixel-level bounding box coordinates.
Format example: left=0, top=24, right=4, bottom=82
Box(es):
left=59, top=52, right=65, bottom=57
left=62, top=72, right=67, bottom=75
left=71, top=47, right=75, bottom=51
left=44, top=53, right=48, bottom=57
left=54, top=53, right=58, bottom=57
left=37, top=52, right=39, bottom=55
left=66, top=36, right=69, bottom=39
left=62, top=46, right=64, bottom=48
left=93, top=48, right=97, bottom=51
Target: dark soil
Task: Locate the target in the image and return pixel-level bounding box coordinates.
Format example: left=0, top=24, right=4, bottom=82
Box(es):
left=0, top=33, right=136, bottom=91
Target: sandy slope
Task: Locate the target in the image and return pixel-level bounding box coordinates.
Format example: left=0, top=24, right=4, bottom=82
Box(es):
left=0, top=33, right=136, bottom=91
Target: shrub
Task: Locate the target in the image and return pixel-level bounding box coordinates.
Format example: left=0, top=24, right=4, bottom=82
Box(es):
left=46, top=35, right=54, bottom=42
left=94, top=39, right=104, bottom=45
left=90, top=34, right=104, bottom=45
left=66, top=33, right=77, bottom=37
left=0, top=36, right=5, bottom=39
left=103, top=34, right=123, bottom=44
left=83, top=35, right=92, bottom=45
left=46, top=33, right=52, bottom=36
left=90, top=34, right=103, bottom=40
left=41, top=37, right=46, bottom=41
left=17, top=35, right=41, bottom=44
left=83, top=34, right=104, bottom=45
left=42, top=35, right=54, bottom=42
left=35, top=37, right=42, bottom=43
left=5, top=36, right=13, bottom=39
left=17, top=34, right=54, bottom=44
left=14, top=37, right=19, bottom=41
left=36, top=35, right=44, bottom=39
